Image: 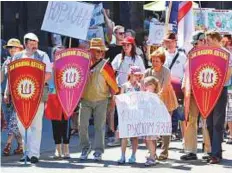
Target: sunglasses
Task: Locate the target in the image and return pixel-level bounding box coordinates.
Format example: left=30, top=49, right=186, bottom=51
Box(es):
left=117, top=32, right=125, bottom=36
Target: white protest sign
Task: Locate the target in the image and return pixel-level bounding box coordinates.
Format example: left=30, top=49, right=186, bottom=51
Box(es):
left=147, top=23, right=172, bottom=45
left=87, top=26, right=105, bottom=42
left=90, top=3, right=105, bottom=26
left=41, top=1, right=95, bottom=40
left=115, top=91, right=172, bottom=138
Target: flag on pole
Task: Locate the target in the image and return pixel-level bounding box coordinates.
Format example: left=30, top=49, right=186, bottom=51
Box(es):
left=100, top=61, right=119, bottom=94
left=166, top=1, right=194, bottom=52
left=177, top=1, right=194, bottom=52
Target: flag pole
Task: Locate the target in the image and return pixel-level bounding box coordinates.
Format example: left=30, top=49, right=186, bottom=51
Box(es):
left=24, top=129, right=28, bottom=165
left=166, top=1, right=173, bottom=34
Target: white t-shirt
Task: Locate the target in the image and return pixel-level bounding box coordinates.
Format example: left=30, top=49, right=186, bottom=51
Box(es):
left=164, top=50, right=187, bottom=80
left=111, top=54, right=145, bottom=87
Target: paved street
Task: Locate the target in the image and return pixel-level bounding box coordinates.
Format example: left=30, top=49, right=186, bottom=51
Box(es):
left=1, top=118, right=232, bottom=173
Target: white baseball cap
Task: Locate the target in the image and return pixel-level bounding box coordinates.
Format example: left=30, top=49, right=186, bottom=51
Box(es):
left=24, top=33, right=39, bottom=43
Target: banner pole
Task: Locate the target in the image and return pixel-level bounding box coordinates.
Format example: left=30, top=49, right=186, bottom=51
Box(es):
left=69, top=37, right=72, bottom=48
left=66, top=118, right=70, bottom=139
left=24, top=129, right=28, bottom=165
left=165, top=1, right=173, bottom=34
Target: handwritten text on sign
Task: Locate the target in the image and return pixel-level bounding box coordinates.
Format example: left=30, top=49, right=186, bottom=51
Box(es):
left=41, top=1, right=94, bottom=40
left=115, top=92, right=172, bottom=138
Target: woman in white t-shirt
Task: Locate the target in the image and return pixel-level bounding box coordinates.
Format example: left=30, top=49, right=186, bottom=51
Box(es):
left=111, top=36, right=145, bottom=87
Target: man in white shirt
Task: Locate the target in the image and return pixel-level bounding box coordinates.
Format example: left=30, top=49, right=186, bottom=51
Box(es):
left=163, top=32, right=187, bottom=81
left=163, top=32, right=187, bottom=148
left=5, top=33, right=52, bottom=163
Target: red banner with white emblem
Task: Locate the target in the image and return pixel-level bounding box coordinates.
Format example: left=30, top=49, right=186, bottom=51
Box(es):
left=189, top=46, right=230, bottom=118
left=8, top=59, right=45, bottom=129
left=54, top=48, right=90, bottom=118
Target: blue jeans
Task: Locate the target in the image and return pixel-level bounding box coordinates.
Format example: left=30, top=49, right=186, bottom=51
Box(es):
left=207, top=88, right=227, bottom=158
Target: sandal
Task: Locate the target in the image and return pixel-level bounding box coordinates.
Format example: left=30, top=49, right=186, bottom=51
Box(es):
left=158, top=154, right=168, bottom=160
left=70, top=129, right=78, bottom=136
left=14, top=145, right=23, bottom=155
left=3, top=143, right=11, bottom=156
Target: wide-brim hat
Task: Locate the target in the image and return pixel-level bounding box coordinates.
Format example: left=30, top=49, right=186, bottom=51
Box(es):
left=89, top=38, right=108, bottom=51
left=3, top=38, right=23, bottom=49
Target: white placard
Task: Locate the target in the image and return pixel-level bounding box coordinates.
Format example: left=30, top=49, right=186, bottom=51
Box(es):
left=41, top=1, right=95, bottom=40
left=115, top=91, right=172, bottom=138
left=147, top=23, right=173, bottom=45
left=90, top=3, right=105, bottom=26
left=87, top=26, right=105, bottom=42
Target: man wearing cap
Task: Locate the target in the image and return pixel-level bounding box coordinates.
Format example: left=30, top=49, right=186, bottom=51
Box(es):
left=4, top=33, right=52, bottom=163
left=181, top=31, right=211, bottom=161
left=163, top=32, right=187, bottom=150
left=1, top=38, right=24, bottom=156
left=79, top=38, right=117, bottom=161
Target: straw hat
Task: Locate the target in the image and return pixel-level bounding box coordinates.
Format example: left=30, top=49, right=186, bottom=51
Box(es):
left=89, top=38, right=108, bottom=51
left=3, top=38, right=23, bottom=49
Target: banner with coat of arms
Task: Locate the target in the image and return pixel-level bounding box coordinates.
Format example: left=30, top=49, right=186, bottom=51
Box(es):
left=8, top=59, right=45, bottom=129
left=54, top=48, right=91, bottom=118
left=189, top=46, right=230, bottom=118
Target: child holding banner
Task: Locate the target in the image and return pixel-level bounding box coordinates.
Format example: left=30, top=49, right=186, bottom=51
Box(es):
left=117, top=66, right=143, bottom=164
left=143, top=76, right=160, bottom=166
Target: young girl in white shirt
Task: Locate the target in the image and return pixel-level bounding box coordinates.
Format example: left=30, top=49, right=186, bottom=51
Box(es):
left=117, top=66, right=143, bottom=164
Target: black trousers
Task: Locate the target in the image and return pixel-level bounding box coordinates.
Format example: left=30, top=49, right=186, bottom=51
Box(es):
left=52, top=116, right=70, bottom=144
left=207, top=87, right=227, bottom=158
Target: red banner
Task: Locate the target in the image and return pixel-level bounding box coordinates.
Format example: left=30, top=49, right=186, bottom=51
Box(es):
left=189, top=46, right=230, bottom=118
left=54, top=48, right=90, bottom=118
left=8, top=59, right=45, bottom=129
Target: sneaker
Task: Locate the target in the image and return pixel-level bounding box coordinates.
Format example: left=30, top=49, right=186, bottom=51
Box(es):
left=107, top=138, right=120, bottom=147
left=79, top=148, right=91, bottom=160
left=202, top=153, right=211, bottom=160
left=30, top=156, right=39, bottom=163
left=93, top=152, right=102, bottom=161
left=19, top=156, right=31, bottom=162
left=180, top=153, right=197, bottom=160
left=145, top=158, right=156, bottom=166
left=128, top=155, right=136, bottom=164
left=117, top=157, right=126, bottom=165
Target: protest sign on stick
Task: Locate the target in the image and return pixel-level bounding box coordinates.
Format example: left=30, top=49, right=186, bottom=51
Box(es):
left=87, top=26, right=105, bottom=42
left=90, top=3, right=105, bottom=26
left=115, top=91, right=172, bottom=138
left=41, top=1, right=94, bottom=40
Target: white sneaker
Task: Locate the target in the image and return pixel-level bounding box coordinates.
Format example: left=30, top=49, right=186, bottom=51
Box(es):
left=79, top=148, right=91, bottom=160
left=107, top=138, right=121, bottom=147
